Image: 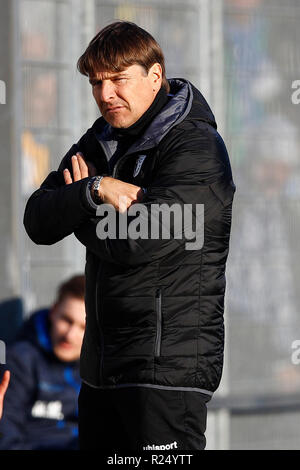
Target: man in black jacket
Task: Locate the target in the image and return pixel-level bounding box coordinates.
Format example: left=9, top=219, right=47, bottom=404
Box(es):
left=24, top=21, right=235, bottom=450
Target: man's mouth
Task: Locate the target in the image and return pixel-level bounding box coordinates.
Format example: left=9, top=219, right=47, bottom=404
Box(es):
left=106, top=106, right=124, bottom=112
left=59, top=341, right=73, bottom=349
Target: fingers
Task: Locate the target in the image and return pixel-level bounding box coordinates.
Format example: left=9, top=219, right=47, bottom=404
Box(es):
left=100, top=178, right=143, bottom=212
left=0, top=370, right=10, bottom=396
left=63, top=152, right=94, bottom=184
left=118, top=195, right=131, bottom=213
left=70, top=153, right=89, bottom=182
left=0, top=370, right=10, bottom=420
left=71, top=155, right=82, bottom=181
left=63, top=169, right=73, bottom=185
left=76, top=153, right=89, bottom=179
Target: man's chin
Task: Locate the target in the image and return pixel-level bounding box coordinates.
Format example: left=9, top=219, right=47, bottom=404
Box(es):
left=103, top=112, right=135, bottom=129
left=54, top=345, right=79, bottom=363
left=106, top=118, right=130, bottom=128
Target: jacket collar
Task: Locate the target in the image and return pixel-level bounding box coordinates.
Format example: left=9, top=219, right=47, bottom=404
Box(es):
left=91, top=78, right=216, bottom=156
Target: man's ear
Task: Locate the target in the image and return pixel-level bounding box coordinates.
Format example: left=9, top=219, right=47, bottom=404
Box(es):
left=150, top=63, right=162, bottom=89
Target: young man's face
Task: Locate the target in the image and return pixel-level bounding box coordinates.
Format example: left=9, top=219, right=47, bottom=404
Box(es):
left=89, top=63, right=162, bottom=128
left=49, top=296, right=86, bottom=362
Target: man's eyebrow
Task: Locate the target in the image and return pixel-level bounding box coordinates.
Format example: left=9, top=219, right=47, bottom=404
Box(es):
left=89, top=77, right=99, bottom=84
left=89, top=72, right=129, bottom=84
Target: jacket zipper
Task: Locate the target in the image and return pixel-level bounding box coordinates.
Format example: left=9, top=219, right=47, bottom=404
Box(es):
left=154, top=288, right=162, bottom=357
left=91, top=138, right=109, bottom=386
left=95, top=265, right=104, bottom=384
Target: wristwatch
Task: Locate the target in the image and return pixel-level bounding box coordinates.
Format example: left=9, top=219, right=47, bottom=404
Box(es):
left=88, top=176, right=104, bottom=204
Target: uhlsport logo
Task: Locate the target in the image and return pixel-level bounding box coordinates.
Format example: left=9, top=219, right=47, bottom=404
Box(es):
left=143, top=440, right=178, bottom=450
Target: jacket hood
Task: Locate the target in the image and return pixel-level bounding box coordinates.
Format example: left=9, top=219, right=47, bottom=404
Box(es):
left=147, top=78, right=217, bottom=141
left=182, top=79, right=217, bottom=130
left=17, top=308, right=53, bottom=354
left=92, top=78, right=217, bottom=155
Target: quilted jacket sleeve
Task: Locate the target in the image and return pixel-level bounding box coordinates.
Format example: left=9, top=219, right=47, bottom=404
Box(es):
left=23, top=136, right=98, bottom=245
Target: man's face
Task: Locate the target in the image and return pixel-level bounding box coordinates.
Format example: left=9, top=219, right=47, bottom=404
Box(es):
left=89, top=63, right=162, bottom=128
left=49, top=296, right=86, bottom=362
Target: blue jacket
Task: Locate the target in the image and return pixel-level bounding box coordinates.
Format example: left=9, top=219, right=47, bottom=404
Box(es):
left=0, top=309, right=81, bottom=450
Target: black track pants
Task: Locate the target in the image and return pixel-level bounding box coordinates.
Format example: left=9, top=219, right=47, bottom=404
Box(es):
left=78, top=382, right=211, bottom=451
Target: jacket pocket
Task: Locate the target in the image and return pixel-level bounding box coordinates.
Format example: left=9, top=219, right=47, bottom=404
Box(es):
left=154, top=288, right=162, bottom=357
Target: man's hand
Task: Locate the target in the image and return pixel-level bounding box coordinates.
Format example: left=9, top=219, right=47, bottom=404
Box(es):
left=0, top=370, right=10, bottom=420
left=63, top=152, right=144, bottom=213
left=98, top=176, right=144, bottom=213
left=63, top=153, right=97, bottom=184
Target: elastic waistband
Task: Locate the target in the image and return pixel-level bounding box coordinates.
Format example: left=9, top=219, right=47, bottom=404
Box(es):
left=81, top=379, right=214, bottom=397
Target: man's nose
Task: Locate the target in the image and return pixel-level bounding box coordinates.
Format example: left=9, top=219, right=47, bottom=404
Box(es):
left=99, top=81, right=116, bottom=102
left=65, top=324, right=78, bottom=343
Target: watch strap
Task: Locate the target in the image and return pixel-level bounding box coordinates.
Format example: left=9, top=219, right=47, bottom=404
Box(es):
left=88, top=176, right=104, bottom=204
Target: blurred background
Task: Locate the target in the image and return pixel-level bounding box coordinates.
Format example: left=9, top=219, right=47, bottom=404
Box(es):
left=0, top=0, right=300, bottom=449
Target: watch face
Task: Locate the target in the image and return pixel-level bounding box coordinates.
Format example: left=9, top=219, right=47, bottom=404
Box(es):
left=88, top=176, right=96, bottom=189
left=94, top=178, right=101, bottom=191
left=92, top=177, right=102, bottom=204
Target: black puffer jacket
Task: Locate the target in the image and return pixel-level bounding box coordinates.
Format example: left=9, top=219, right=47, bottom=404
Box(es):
left=24, top=79, right=235, bottom=397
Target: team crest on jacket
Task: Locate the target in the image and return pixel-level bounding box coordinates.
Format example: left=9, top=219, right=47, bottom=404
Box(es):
left=133, top=155, right=147, bottom=177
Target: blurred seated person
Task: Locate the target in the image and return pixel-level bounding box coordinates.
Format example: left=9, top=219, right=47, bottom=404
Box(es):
left=0, top=275, right=86, bottom=449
